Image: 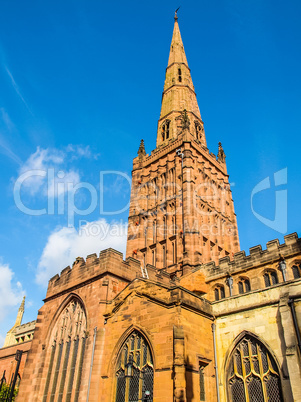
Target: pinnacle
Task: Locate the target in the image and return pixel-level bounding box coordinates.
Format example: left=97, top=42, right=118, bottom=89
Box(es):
left=138, top=139, right=146, bottom=158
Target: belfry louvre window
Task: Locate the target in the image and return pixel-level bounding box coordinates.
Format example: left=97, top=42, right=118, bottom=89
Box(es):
left=115, top=330, right=154, bottom=402
left=227, top=335, right=283, bottom=402
left=42, top=299, right=87, bottom=402
left=178, top=68, right=182, bottom=82
left=161, top=120, right=170, bottom=141
left=195, top=121, right=202, bottom=140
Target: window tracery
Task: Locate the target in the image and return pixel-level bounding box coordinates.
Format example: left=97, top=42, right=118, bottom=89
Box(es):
left=115, top=330, right=154, bottom=402
left=227, top=334, right=283, bottom=402
left=238, top=278, right=251, bottom=294
left=292, top=263, right=301, bottom=279
left=43, top=298, right=87, bottom=402
left=264, top=270, right=278, bottom=287
left=214, top=285, right=225, bottom=301
left=194, top=121, right=202, bottom=140
left=161, top=120, right=170, bottom=141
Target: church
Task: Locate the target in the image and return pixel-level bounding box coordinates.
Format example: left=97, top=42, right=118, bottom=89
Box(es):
left=1, top=12, right=301, bottom=402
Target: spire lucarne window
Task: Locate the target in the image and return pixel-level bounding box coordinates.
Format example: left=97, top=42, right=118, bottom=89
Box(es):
left=43, top=298, right=87, bottom=402
left=115, top=330, right=154, bottom=402
left=227, top=334, right=283, bottom=402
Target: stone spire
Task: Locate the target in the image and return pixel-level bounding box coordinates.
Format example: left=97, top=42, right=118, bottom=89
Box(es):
left=156, top=15, right=205, bottom=148
left=167, top=11, right=188, bottom=66
left=3, top=296, right=25, bottom=347
left=15, top=295, right=25, bottom=327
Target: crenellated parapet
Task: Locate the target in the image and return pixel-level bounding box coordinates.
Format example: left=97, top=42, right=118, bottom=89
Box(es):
left=45, top=248, right=163, bottom=300
left=199, top=232, right=301, bottom=300
left=204, top=233, right=301, bottom=278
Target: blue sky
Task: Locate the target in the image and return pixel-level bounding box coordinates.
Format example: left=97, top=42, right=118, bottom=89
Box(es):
left=0, top=0, right=300, bottom=344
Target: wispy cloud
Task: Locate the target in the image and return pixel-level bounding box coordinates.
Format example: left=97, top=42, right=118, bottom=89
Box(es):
left=19, top=146, right=79, bottom=196
left=0, top=107, right=14, bottom=131
left=36, top=219, right=127, bottom=287
left=0, top=108, right=22, bottom=165
left=17, top=145, right=97, bottom=197
left=4, top=66, right=33, bottom=115
left=0, top=137, right=22, bottom=165
left=0, top=259, right=25, bottom=346
left=66, top=144, right=99, bottom=160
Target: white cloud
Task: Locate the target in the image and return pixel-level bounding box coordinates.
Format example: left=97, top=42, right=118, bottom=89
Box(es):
left=66, top=144, right=98, bottom=160
left=36, top=219, right=128, bottom=287
left=0, top=334, right=5, bottom=348
left=0, top=261, right=25, bottom=344
left=19, top=147, right=80, bottom=196
left=46, top=170, right=81, bottom=198
left=21, top=147, right=64, bottom=173
left=18, top=145, right=98, bottom=197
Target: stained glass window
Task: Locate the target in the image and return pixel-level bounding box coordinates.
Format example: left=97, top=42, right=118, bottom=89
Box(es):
left=43, top=299, right=87, bottom=402
left=115, top=330, right=154, bottom=402
left=228, top=335, right=283, bottom=402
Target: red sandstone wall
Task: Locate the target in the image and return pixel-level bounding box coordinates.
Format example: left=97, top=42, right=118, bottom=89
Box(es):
left=0, top=341, right=32, bottom=385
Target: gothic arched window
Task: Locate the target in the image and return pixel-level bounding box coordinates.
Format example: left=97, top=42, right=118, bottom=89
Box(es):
left=264, top=270, right=278, bottom=287
left=227, top=334, right=283, bottom=402
left=42, top=298, right=87, bottom=402
left=161, top=120, right=170, bottom=141
left=194, top=121, right=202, bottom=140
left=214, top=285, right=225, bottom=301
left=292, top=264, right=301, bottom=279
left=115, top=330, right=154, bottom=402
left=238, top=278, right=251, bottom=294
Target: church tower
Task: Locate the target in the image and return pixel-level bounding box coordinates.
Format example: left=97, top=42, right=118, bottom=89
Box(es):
left=126, top=12, right=240, bottom=275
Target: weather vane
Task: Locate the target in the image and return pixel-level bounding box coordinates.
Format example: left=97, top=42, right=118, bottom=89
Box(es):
left=175, top=6, right=181, bottom=20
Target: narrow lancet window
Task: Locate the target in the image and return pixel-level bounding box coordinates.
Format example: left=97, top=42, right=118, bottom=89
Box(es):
left=199, top=365, right=206, bottom=401
left=178, top=68, right=182, bottom=82
left=166, top=121, right=170, bottom=139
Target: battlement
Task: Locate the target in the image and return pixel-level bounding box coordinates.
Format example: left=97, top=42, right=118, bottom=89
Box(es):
left=46, top=248, right=145, bottom=299
left=15, top=320, right=36, bottom=333
left=204, top=232, right=301, bottom=281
